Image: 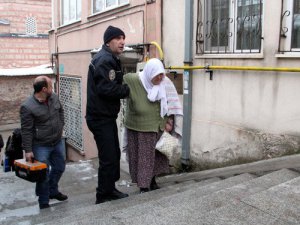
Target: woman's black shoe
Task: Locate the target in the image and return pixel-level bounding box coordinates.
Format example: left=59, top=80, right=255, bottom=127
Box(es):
left=140, top=188, right=150, bottom=193
left=150, top=177, right=160, bottom=190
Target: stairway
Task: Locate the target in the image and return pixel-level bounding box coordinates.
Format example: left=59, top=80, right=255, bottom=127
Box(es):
left=1, top=155, right=300, bottom=225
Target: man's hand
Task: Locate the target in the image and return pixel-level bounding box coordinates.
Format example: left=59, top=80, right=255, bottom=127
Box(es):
left=25, top=152, right=34, bottom=162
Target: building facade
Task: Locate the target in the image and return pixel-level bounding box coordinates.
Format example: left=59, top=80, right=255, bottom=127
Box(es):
left=49, top=0, right=162, bottom=160
left=163, top=0, right=300, bottom=169
left=50, top=0, right=300, bottom=170
left=0, top=0, right=52, bottom=125
left=0, top=0, right=52, bottom=68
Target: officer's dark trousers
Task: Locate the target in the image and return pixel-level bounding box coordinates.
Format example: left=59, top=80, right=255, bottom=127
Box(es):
left=86, top=119, right=121, bottom=195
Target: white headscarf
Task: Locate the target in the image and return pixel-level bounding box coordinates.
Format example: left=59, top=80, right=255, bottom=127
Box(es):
left=139, top=58, right=168, bottom=118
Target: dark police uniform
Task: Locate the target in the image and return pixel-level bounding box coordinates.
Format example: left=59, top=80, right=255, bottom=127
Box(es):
left=86, top=44, right=129, bottom=197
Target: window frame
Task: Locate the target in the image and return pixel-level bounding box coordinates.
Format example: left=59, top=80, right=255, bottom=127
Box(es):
left=281, top=0, right=300, bottom=52
left=234, top=0, right=262, bottom=53
left=60, top=0, right=82, bottom=26
left=92, top=0, right=129, bottom=15
left=201, top=0, right=263, bottom=55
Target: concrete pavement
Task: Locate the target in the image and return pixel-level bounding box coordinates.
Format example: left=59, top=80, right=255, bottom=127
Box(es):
left=1, top=123, right=300, bottom=224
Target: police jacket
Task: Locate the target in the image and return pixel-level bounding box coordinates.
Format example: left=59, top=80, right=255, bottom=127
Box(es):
left=20, top=93, right=64, bottom=153
left=86, top=44, right=130, bottom=121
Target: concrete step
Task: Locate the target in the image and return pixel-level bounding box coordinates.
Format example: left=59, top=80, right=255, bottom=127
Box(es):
left=51, top=169, right=299, bottom=225
left=161, top=154, right=300, bottom=184
left=2, top=154, right=300, bottom=225
left=240, top=175, right=300, bottom=224
left=0, top=172, right=220, bottom=225
left=194, top=169, right=300, bottom=225
left=203, top=178, right=300, bottom=224
left=48, top=173, right=256, bottom=225
left=25, top=177, right=221, bottom=225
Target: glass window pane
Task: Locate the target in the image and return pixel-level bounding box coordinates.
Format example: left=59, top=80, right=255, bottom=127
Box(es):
left=202, top=0, right=263, bottom=54
left=236, top=0, right=262, bottom=51
left=119, top=0, right=128, bottom=4
left=292, top=0, right=300, bottom=48
left=62, top=0, right=70, bottom=25
left=77, top=0, right=81, bottom=19
left=93, top=0, right=104, bottom=13
left=106, top=0, right=117, bottom=8
left=62, top=0, right=81, bottom=25
left=205, top=0, right=230, bottom=52
left=70, top=1, right=76, bottom=21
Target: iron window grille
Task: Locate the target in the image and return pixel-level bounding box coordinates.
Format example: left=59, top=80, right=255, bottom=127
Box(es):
left=59, top=76, right=83, bottom=152
left=279, top=0, right=300, bottom=52
left=196, top=0, right=263, bottom=54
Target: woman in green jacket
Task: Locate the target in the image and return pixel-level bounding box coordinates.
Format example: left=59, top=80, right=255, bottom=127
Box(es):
left=124, top=58, right=174, bottom=193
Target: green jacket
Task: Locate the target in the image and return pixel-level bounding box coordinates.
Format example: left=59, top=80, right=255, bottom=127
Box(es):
left=124, top=73, right=166, bottom=132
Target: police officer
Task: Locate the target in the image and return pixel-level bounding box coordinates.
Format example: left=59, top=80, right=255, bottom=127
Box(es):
left=86, top=26, right=130, bottom=204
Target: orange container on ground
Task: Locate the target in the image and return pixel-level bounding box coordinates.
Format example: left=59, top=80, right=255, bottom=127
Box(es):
left=14, top=159, right=47, bottom=182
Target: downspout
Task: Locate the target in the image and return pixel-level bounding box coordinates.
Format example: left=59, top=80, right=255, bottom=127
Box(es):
left=144, top=0, right=148, bottom=60
left=56, top=46, right=60, bottom=95
left=181, top=0, right=194, bottom=169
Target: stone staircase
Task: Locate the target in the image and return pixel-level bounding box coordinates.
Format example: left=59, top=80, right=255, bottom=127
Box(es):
left=1, top=155, right=300, bottom=225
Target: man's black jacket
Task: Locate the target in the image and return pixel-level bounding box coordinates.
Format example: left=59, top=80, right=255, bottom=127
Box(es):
left=86, top=45, right=129, bottom=121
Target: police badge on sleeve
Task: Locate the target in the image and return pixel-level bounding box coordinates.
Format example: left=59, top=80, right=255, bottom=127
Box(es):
left=109, top=70, right=116, bottom=81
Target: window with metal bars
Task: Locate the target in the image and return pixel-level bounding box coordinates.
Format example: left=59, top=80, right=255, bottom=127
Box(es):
left=196, top=0, right=263, bottom=54
left=279, top=0, right=300, bottom=52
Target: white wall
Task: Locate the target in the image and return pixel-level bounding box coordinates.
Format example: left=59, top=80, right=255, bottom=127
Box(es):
left=163, top=0, right=300, bottom=169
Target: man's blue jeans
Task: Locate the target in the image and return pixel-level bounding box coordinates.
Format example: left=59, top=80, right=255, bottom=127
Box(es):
left=33, top=139, right=66, bottom=204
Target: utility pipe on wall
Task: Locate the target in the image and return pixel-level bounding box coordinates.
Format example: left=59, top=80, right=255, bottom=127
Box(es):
left=181, top=0, right=194, bottom=168
left=150, top=41, right=164, bottom=60
left=167, top=65, right=300, bottom=72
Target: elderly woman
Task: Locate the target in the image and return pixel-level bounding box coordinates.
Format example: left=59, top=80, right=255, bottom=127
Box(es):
left=124, top=58, right=181, bottom=193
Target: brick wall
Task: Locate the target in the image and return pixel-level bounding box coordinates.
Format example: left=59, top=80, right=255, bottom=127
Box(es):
left=0, top=76, right=35, bottom=125
left=0, top=0, right=51, bottom=69
left=0, top=37, right=50, bottom=68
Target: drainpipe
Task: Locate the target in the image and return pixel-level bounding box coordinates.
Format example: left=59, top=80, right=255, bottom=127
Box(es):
left=181, top=0, right=194, bottom=169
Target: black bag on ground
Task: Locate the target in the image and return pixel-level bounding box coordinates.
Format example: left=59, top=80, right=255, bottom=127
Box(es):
left=5, top=128, right=23, bottom=161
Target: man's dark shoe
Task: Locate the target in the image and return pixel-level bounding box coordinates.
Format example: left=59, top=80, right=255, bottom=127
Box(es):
left=95, top=195, right=112, bottom=204
left=39, top=203, right=50, bottom=209
left=109, top=188, right=129, bottom=200
left=50, top=192, right=68, bottom=201
left=95, top=189, right=128, bottom=204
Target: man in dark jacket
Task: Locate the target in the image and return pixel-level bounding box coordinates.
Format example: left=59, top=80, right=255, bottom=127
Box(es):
left=20, top=76, right=67, bottom=209
left=86, top=25, right=130, bottom=204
